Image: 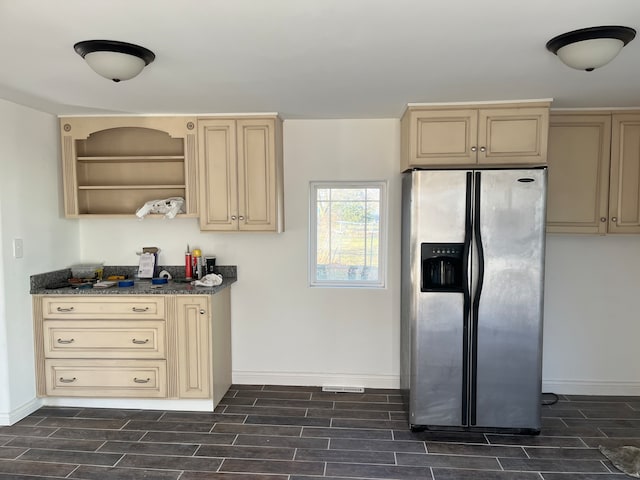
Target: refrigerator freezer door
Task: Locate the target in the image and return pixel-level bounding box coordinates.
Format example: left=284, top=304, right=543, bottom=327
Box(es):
left=406, top=170, right=469, bottom=427
left=472, top=169, right=546, bottom=430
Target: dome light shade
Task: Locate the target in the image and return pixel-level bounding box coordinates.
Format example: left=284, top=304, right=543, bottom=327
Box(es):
left=74, top=40, right=155, bottom=82
left=546, top=26, right=636, bottom=71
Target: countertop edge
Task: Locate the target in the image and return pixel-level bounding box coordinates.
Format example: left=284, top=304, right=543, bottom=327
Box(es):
left=30, top=265, right=237, bottom=295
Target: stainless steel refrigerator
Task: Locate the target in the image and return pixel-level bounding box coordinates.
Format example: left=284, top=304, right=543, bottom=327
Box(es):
left=400, top=168, right=546, bottom=433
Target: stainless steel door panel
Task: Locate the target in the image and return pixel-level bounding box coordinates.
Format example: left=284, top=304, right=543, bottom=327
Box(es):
left=473, top=169, right=546, bottom=429
left=412, top=292, right=464, bottom=426
left=412, top=170, right=468, bottom=243
left=409, top=170, right=469, bottom=426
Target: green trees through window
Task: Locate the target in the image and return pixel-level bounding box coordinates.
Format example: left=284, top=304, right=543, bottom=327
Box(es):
left=310, top=182, right=386, bottom=287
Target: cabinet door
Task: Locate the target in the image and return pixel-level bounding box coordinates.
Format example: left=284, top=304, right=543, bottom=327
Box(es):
left=176, top=296, right=211, bottom=398
left=546, top=115, right=611, bottom=234
left=198, top=119, right=239, bottom=231
left=236, top=118, right=280, bottom=231
left=477, top=107, right=548, bottom=165
left=404, top=109, right=478, bottom=167
left=609, top=114, right=640, bottom=234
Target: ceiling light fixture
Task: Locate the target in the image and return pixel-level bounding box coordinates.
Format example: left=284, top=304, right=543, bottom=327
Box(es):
left=74, top=40, right=155, bottom=82
left=546, top=26, right=636, bottom=71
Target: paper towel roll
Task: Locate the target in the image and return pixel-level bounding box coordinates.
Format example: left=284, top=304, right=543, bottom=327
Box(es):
left=158, top=270, right=172, bottom=279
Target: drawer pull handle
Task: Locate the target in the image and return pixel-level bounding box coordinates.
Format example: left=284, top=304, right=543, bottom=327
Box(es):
left=132, top=338, right=149, bottom=344
left=56, top=307, right=74, bottom=312
left=134, top=377, right=151, bottom=384
left=132, top=307, right=150, bottom=312
left=57, top=338, right=75, bottom=344
left=59, top=377, right=76, bottom=383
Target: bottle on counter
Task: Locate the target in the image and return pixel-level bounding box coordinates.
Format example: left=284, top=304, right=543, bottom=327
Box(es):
left=185, top=245, right=193, bottom=280
left=192, top=248, right=203, bottom=279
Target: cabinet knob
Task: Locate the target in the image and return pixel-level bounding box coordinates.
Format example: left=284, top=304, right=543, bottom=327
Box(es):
left=480, top=146, right=486, bottom=152
left=56, top=306, right=74, bottom=312
left=57, top=338, right=75, bottom=344
left=239, top=215, right=245, bottom=220
left=231, top=215, right=237, bottom=220
left=59, top=377, right=76, bottom=383
left=133, top=377, right=151, bottom=384
left=600, top=217, right=607, bottom=222
left=612, top=217, right=618, bottom=222
left=470, top=146, right=477, bottom=152
left=200, top=309, right=206, bottom=314
left=132, top=307, right=149, bottom=313
left=132, top=338, right=149, bottom=344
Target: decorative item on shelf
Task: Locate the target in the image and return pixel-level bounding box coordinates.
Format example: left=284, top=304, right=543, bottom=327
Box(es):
left=546, top=26, right=636, bottom=71
left=135, top=197, right=185, bottom=219
left=73, top=39, right=155, bottom=82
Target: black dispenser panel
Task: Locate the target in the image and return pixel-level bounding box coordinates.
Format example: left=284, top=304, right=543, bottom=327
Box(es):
left=421, top=243, right=464, bottom=292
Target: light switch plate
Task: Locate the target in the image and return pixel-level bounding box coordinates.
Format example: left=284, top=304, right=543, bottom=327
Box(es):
left=13, top=238, right=23, bottom=258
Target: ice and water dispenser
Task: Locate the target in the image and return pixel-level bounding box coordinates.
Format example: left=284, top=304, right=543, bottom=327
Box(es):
left=421, top=243, right=464, bottom=292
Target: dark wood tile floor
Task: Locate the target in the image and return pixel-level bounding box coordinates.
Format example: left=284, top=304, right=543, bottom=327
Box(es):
left=0, top=385, right=638, bottom=479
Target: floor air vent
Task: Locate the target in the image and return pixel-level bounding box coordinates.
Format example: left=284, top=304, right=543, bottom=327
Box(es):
left=322, top=386, right=365, bottom=393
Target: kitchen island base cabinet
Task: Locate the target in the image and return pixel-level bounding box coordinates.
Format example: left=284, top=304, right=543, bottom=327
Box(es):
left=33, top=292, right=231, bottom=407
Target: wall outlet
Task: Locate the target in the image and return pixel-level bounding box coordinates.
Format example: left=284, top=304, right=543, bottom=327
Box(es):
left=13, top=238, right=23, bottom=259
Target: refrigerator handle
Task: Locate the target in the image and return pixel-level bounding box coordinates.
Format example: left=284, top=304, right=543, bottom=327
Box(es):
left=461, top=171, right=473, bottom=426
left=470, top=171, right=485, bottom=425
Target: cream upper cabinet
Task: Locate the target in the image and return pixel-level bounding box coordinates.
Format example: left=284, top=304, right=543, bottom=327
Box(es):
left=609, top=114, right=640, bottom=234
left=546, top=114, right=611, bottom=234
left=59, top=116, right=198, bottom=217
left=400, top=103, right=550, bottom=170
left=547, top=112, right=640, bottom=235
left=198, top=116, right=284, bottom=232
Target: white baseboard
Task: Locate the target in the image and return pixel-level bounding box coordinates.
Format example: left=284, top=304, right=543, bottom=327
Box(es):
left=42, top=397, right=215, bottom=411
left=232, top=371, right=400, bottom=389
left=0, top=397, right=43, bottom=426
left=542, top=379, right=640, bottom=396
left=233, top=372, right=640, bottom=396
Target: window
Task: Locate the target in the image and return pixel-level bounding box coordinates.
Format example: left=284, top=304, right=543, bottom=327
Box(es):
left=310, top=182, right=386, bottom=287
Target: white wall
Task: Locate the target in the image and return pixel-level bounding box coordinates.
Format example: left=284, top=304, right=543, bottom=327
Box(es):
left=542, top=234, right=640, bottom=394
left=4, top=114, right=638, bottom=407
left=79, top=119, right=403, bottom=388
left=0, top=99, right=79, bottom=424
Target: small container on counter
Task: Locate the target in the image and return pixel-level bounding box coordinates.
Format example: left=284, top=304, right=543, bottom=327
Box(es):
left=192, top=248, right=203, bottom=279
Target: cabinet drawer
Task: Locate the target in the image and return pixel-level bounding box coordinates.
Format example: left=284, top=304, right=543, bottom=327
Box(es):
left=43, top=320, right=165, bottom=359
left=42, top=296, right=165, bottom=319
left=44, top=359, right=166, bottom=397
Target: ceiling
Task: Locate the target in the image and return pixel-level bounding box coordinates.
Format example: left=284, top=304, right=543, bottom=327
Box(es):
left=1, top=0, right=639, bottom=118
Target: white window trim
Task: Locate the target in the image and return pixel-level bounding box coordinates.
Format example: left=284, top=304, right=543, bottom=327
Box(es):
left=309, top=181, right=387, bottom=288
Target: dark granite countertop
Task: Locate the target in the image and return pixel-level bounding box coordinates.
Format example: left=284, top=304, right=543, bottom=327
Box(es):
left=30, top=265, right=237, bottom=295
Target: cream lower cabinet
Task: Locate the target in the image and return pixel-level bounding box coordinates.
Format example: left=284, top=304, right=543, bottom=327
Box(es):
left=33, top=292, right=231, bottom=405
left=547, top=112, right=640, bottom=234
left=400, top=103, right=550, bottom=170
left=198, top=117, right=284, bottom=232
